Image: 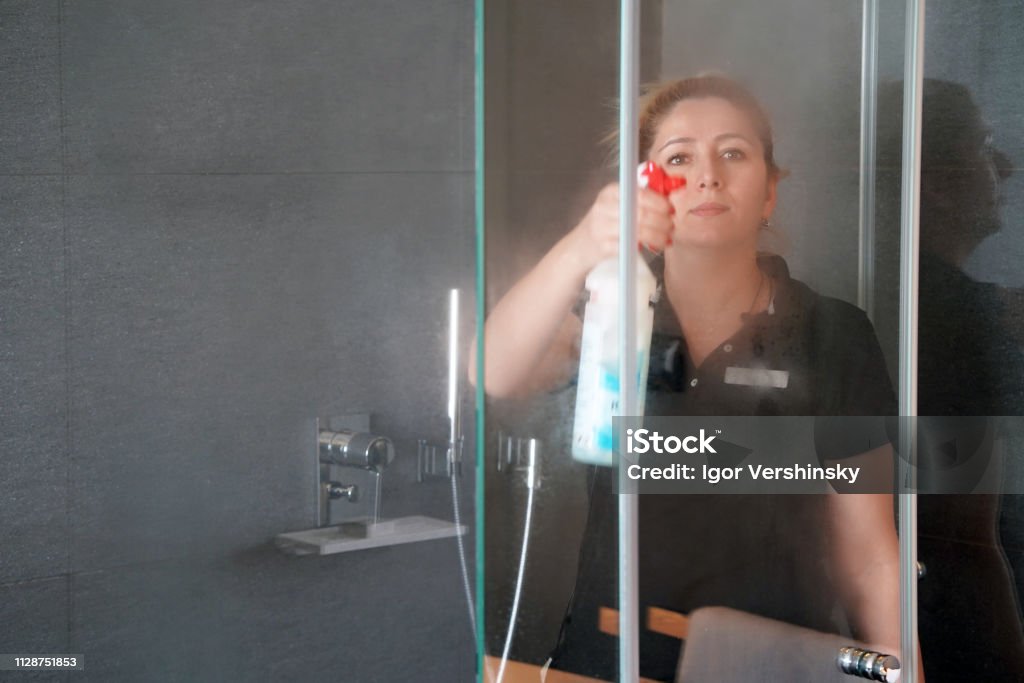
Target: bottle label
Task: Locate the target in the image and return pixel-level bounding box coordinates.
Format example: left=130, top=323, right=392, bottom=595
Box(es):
left=572, top=352, right=649, bottom=466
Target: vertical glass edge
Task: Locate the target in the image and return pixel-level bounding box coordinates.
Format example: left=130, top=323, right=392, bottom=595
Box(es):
left=858, top=0, right=879, bottom=321
left=473, top=0, right=486, bottom=679
left=898, top=0, right=925, bottom=679
left=617, top=2, right=641, bottom=681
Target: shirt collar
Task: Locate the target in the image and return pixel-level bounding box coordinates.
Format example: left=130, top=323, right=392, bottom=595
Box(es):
left=650, top=253, right=802, bottom=340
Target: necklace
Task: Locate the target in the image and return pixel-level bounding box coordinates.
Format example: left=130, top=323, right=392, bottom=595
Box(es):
left=748, top=271, right=766, bottom=314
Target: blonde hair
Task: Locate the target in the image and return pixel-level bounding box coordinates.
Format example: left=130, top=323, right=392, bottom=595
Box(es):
left=605, top=74, right=784, bottom=180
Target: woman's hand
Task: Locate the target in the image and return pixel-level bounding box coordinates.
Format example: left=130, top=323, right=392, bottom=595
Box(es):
left=569, top=182, right=676, bottom=274
left=471, top=181, right=675, bottom=398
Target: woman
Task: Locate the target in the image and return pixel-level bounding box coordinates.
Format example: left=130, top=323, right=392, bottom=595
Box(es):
left=475, top=75, right=901, bottom=681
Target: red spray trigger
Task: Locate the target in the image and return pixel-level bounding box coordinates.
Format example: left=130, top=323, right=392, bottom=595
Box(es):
left=637, top=161, right=686, bottom=197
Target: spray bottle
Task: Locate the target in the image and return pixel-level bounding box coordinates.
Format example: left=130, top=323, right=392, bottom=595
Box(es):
left=571, top=163, right=685, bottom=466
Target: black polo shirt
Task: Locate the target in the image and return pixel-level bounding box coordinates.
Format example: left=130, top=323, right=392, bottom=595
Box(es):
left=646, top=253, right=895, bottom=418
left=552, top=254, right=896, bottom=682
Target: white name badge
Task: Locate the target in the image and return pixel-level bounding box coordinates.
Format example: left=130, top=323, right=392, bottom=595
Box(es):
left=724, top=366, right=790, bottom=389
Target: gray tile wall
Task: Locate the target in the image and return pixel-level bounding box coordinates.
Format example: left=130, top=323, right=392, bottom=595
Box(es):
left=1, top=175, right=68, bottom=585
left=0, top=577, right=69, bottom=683
left=1, top=1, right=476, bottom=681
left=0, top=1, right=62, bottom=174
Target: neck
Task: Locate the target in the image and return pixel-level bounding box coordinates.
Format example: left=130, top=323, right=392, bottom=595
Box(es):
left=922, top=238, right=975, bottom=270
left=663, top=246, right=765, bottom=337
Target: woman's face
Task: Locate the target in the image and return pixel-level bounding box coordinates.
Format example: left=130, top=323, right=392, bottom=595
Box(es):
left=648, top=97, right=777, bottom=251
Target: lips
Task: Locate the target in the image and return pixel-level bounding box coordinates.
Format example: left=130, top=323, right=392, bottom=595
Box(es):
left=690, top=202, right=728, bottom=217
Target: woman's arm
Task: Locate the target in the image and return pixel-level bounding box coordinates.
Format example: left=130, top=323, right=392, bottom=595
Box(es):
left=468, top=228, right=592, bottom=398
left=826, top=447, right=925, bottom=681
left=827, top=486, right=900, bottom=649
left=469, top=183, right=673, bottom=397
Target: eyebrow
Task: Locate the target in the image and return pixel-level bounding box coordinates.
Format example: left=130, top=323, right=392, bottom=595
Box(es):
left=657, top=133, right=753, bottom=153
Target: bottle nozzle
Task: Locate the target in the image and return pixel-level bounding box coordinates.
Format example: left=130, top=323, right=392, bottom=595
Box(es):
left=638, top=161, right=686, bottom=196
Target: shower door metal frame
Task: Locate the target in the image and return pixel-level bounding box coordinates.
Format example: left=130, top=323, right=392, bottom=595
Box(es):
left=858, top=0, right=880, bottom=321
left=859, top=0, right=925, bottom=673
left=897, top=0, right=926, bottom=680
left=617, top=1, right=642, bottom=680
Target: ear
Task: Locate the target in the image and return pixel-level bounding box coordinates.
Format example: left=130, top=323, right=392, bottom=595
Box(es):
left=763, top=175, right=778, bottom=220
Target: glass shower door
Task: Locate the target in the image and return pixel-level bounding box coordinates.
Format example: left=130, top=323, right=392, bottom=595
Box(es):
left=900, top=2, right=1024, bottom=681
left=473, top=1, right=1016, bottom=681
left=476, top=2, right=647, bottom=680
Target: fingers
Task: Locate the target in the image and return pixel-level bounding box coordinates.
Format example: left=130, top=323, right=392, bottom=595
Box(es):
left=590, top=185, right=623, bottom=255
left=571, top=185, right=619, bottom=266
left=636, top=189, right=675, bottom=252
left=578, top=183, right=676, bottom=262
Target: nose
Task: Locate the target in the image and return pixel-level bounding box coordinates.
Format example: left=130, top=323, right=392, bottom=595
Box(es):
left=695, top=158, right=722, bottom=189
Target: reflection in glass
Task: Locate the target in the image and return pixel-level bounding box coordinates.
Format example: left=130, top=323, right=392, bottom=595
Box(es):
left=878, top=78, right=1024, bottom=682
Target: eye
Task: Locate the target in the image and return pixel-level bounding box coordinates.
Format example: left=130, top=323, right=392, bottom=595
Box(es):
left=722, top=148, right=746, bottom=160
left=666, top=152, right=690, bottom=166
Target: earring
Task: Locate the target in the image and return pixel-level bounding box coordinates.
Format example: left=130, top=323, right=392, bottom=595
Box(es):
left=760, top=218, right=772, bottom=228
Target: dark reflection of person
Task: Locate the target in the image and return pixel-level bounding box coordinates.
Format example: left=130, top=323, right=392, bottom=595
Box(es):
left=877, top=79, right=1024, bottom=681
left=471, top=75, right=901, bottom=681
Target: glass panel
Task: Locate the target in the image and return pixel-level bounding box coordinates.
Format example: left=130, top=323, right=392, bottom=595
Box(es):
left=902, top=2, right=1024, bottom=680
left=479, top=2, right=916, bottom=682
left=479, top=2, right=647, bottom=679
left=641, top=3, right=907, bottom=681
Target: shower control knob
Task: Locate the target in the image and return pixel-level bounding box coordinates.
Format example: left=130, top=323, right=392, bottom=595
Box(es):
left=327, top=482, right=358, bottom=503
left=837, top=646, right=901, bottom=681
